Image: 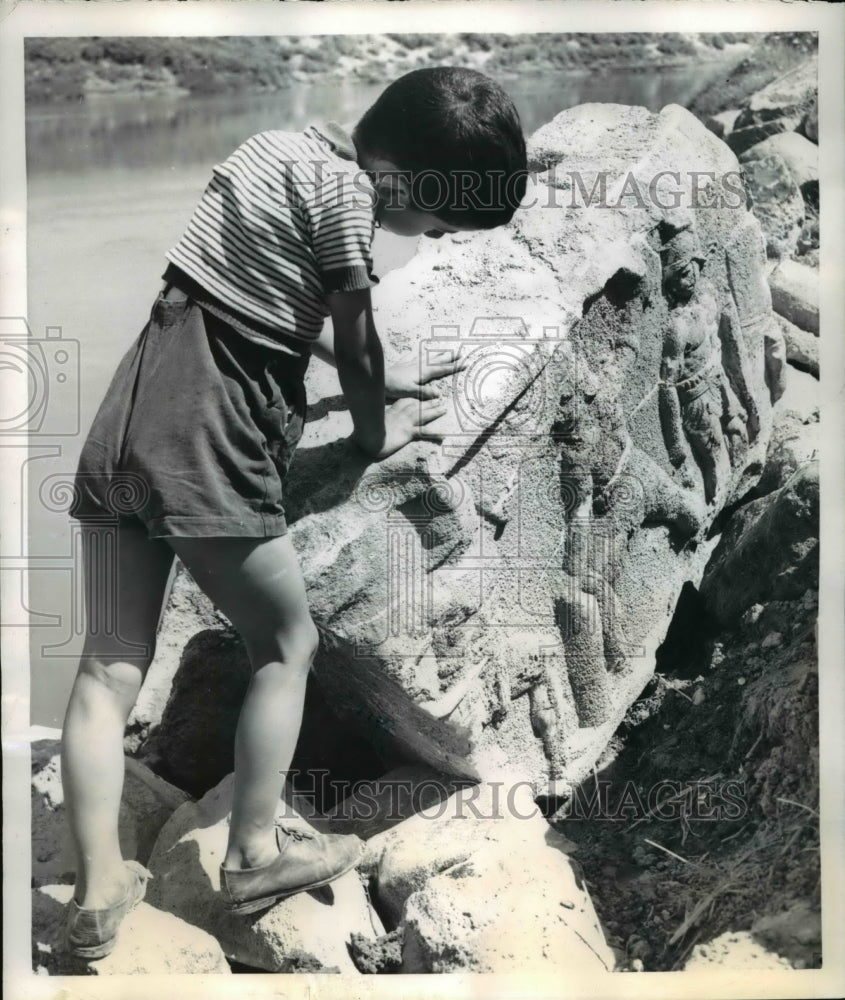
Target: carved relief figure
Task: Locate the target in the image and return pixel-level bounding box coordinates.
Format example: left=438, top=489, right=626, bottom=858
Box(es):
left=658, top=225, right=760, bottom=506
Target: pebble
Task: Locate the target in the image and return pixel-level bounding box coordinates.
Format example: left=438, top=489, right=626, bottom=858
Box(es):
left=742, top=604, right=765, bottom=626
left=762, top=632, right=783, bottom=649
left=737, top=677, right=747, bottom=686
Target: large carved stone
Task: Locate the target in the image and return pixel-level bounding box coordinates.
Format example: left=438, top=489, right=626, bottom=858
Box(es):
left=154, top=105, right=780, bottom=795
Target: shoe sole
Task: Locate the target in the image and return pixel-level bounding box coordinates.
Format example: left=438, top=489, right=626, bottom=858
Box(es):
left=223, top=849, right=364, bottom=916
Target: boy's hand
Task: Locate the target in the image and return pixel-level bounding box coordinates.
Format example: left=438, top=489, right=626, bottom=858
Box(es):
left=354, top=397, right=448, bottom=460
left=385, top=355, right=467, bottom=400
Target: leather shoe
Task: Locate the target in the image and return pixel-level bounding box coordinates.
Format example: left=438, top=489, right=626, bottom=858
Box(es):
left=220, top=825, right=364, bottom=915
left=64, top=860, right=151, bottom=960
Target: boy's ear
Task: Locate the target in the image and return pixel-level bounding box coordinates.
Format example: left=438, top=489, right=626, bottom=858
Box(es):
left=374, top=169, right=411, bottom=211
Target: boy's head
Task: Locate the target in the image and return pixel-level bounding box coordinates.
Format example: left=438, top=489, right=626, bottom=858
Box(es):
left=353, top=67, right=527, bottom=235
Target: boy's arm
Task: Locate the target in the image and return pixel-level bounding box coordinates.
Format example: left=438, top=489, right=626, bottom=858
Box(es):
left=328, top=289, right=448, bottom=459
left=314, top=312, right=465, bottom=400
left=328, top=289, right=386, bottom=456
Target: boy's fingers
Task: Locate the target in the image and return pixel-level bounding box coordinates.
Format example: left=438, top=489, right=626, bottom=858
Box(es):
left=413, top=426, right=446, bottom=442
left=421, top=358, right=466, bottom=382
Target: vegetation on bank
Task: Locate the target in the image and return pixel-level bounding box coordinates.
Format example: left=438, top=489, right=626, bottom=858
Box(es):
left=689, top=31, right=817, bottom=117
left=25, top=33, right=756, bottom=103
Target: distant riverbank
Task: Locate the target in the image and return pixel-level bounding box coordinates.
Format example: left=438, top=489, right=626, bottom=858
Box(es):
left=25, top=33, right=753, bottom=103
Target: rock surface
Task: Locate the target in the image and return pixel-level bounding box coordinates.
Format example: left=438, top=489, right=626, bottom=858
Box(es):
left=32, top=734, right=188, bottom=881
left=683, top=931, right=791, bottom=970
left=364, top=782, right=566, bottom=925
left=400, top=839, right=615, bottom=973
left=739, top=153, right=804, bottom=258
left=768, top=258, right=819, bottom=334
left=32, top=883, right=230, bottom=975
left=739, top=130, right=818, bottom=189
left=145, top=773, right=384, bottom=972
left=774, top=314, right=818, bottom=378
left=700, top=462, right=818, bottom=626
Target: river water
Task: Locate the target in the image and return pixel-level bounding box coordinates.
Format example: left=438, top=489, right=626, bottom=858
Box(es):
left=24, top=63, right=734, bottom=725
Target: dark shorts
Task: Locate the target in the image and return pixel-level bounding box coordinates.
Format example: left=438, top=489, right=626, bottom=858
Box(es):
left=70, top=288, right=310, bottom=537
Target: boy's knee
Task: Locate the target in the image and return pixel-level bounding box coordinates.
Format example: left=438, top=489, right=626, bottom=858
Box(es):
left=76, top=655, right=146, bottom=702
left=249, top=616, right=320, bottom=671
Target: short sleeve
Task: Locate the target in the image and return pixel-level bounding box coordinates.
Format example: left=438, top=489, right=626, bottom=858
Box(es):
left=308, top=168, right=379, bottom=294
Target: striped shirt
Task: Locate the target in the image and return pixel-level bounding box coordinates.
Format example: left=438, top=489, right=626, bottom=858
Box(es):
left=165, top=123, right=377, bottom=351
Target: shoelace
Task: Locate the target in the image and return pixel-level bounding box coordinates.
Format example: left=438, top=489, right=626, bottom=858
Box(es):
left=276, top=824, right=315, bottom=842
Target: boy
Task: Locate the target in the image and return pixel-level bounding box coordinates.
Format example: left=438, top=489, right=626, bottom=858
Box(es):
left=62, top=67, right=527, bottom=956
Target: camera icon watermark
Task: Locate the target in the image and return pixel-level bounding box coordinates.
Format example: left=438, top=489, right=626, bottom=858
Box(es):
left=423, top=317, right=564, bottom=440
left=0, top=317, right=79, bottom=435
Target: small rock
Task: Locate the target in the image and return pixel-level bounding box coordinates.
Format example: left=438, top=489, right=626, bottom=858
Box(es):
left=692, top=687, right=706, bottom=706
left=32, top=883, right=230, bottom=975
left=769, top=259, right=819, bottom=333
left=349, top=928, right=403, bottom=974
left=762, top=632, right=783, bottom=649
left=737, top=678, right=747, bottom=686
left=742, top=606, right=764, bottom=626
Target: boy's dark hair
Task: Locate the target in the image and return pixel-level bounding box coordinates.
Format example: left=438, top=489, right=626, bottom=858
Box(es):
left=353, top=67, right=528, bottom=228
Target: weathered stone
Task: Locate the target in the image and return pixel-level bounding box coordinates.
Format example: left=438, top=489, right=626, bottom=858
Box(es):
left=364, top=782, right=576, bottom=926
left=726, top=117, right=801, bottom=158
left=740, top=131, right=818, bottom=189
left=734, top=55, right=818, bottom=129
left=800, top=94, right=818, bottom=144
left=700, top=463, right=819, bottom=626
left=32, top=883, right=230, bottom=975
left=125, top=561, right=225, bottom=753
left=314, top=764, right=470, bottom=840
left=768, top=259, right=819, bottom=333
left=740, top=154, right=804, bottom=259
left=31, top=734, right=188, bottom=881
left=750, top=901, right=821, bottom=968
left=775, top=314, right=818, bottom=378
left=145, top=773, right=383, bottom=972
left=399, top=839, right=615, bottom=973
left=705, top=109, right=742, bottom=139
left=684, top=930, right=791, bottom=970
left=152, top=104, right=780, bottom=797
left=754, top=404, right=819, bottom=498
left=778, top=366, right=819, bottom=425
left=349, top=928, right=403, bottom=973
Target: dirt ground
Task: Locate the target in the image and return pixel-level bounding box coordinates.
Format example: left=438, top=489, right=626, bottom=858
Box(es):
left=551, top=585, right=820, bottom=971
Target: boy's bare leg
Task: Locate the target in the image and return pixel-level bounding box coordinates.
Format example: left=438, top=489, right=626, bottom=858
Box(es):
left=61, top=521, right=175, bottom=908
left=166, top=534, right=318, bottom=870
